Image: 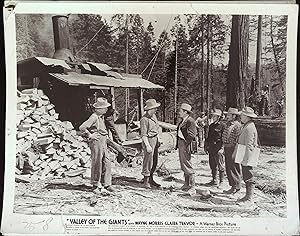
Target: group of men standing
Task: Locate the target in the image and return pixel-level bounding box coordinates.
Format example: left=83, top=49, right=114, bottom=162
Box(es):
left=79, top=95, right=259, bottom=204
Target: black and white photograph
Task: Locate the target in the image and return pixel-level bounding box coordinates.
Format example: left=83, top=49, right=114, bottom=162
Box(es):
left=1, top=2, right=299, bottom=235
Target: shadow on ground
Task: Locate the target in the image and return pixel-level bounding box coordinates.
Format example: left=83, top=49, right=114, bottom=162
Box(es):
left=45, top=183, right=93, bottom=192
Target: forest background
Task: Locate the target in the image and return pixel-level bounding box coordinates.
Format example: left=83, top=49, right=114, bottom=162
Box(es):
left=16, top=14, right=287, bottom=123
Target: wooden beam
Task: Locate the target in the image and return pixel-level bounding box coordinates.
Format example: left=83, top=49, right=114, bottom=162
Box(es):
left=137, top=88, right=144, bottom=120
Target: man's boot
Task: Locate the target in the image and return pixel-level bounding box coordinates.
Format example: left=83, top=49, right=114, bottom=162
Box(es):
left=142, top=176, right=151, bottom=189
left=219, top=171, right=225, bottom=186
left=149, top=174, right=161, bottom=188
left=187, top=174, right=196, bottom=196
left=223, top=186, right=236, bottom=194
left=207, top=173, right=218, bottom=186
left=238, top=182, right=254, bottom=203
left=180, top=174, right=190, bottom=191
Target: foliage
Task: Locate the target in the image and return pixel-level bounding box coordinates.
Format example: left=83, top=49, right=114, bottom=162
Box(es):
left=16, top=13, right=288, bottom=119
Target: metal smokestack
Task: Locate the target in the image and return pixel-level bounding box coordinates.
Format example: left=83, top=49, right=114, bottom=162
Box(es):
left=52, top=15, right=74, bottom=62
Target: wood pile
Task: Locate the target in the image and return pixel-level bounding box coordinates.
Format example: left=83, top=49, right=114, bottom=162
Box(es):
left=16, top=88, right=96, bottom=180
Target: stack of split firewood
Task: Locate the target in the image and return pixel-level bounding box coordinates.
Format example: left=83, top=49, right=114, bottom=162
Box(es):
left=16, top=88, right=142, bottom=182
left=16, top=88, right=100, bottom=180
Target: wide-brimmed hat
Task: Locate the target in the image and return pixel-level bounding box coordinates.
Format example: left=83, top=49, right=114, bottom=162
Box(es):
left=93, top=97, right=111, bottom=109
left=180, top=103, right=193, bottom=113
left=211, top=109, right=222, bottom=116
left=227, top=107, right=240, bottom=115
left=241, top=106, right=257, bottom=118
left=144, top=99, right=161, bottom=110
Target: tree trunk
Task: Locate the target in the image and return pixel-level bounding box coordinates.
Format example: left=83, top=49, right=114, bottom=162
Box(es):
left=200, top=15, right=205, bottom=112
left=206, top=15, right=211, bottom=113
left=270, top=16, right=284, bottom=93
left=210, top=41, right=214, bottom=102
left=226, top=15, right=249, bottom=109
left=174, top=39, right=178, bottom=124
left=255, top=15, right=262, bottom=93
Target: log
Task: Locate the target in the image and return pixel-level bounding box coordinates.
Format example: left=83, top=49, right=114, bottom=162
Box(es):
left=35, top=137, right=54, bottom=145
left=48, top=161, right=61, bottom=171
left=65, top=168, right=86, bottom=177
left=25, top=151, right=39, bottom=163
left=15, top=175, right=31, bottom=183
left=17, top=132, right=28, bottom=139
left=254, top=117, right=285, bottom=146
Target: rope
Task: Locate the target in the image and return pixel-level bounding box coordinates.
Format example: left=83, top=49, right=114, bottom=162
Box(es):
left=75, top=24, right=106, bottom=56
left=146, top=45, right=161, bottom=80
left=141, top=15, right=173, bottom=75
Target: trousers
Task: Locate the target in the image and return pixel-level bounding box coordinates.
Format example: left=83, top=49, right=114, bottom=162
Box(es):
left=142, top=137, right=159, bottom=176
left=89, top=135, right=112, bottom=187
left=224, top=145, right=242, bottom=188
left=208, top=150, right=225, bottom=177
left=178, top=138, right=194, bottom=175
left=242, top=165, right=255, bottom=184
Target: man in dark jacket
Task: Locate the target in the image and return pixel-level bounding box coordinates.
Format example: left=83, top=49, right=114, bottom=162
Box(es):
left=104, top=93, right=122, bottom=145
left=176, top=103, right=197, bottom=195
left=204, top=109, right=225, bottom=186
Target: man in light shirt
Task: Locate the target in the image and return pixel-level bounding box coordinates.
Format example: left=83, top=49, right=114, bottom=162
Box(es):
left=79, top=97, right=115, bottom=194
left=140, top=99, right=162, bottom=189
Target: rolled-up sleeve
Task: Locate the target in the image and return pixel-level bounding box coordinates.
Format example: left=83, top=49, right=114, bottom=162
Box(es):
left=79, top=114, right=96, bottom=132
left=140, top=117, right=148, bottom=137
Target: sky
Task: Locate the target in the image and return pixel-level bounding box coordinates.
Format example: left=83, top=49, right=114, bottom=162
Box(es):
left=102, top=14, right=258, bottom=65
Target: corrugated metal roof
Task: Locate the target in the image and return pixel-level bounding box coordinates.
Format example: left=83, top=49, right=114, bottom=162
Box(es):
left=80, top=63, right=92, bottom=72
left=106, top=71, right=124, bottom=80
left=35, top=57, right=71, bottom=70
left=49, top=72, right=164, bottom=89
left=87, top=62, right=112, bottom=71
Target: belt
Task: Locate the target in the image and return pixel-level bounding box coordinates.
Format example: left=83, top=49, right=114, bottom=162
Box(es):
left=147, top=134, right=158, bottom=138
left=224, top=143, right=235, bottom=147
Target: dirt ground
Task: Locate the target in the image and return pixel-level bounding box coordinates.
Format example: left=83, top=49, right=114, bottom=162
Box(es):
left=14, top=146, right=286, bottom=218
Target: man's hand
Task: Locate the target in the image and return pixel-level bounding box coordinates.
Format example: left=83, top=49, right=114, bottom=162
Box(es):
left=89, top=133, right=100, bottom=141
left=146, top=145, right=152, bottom=153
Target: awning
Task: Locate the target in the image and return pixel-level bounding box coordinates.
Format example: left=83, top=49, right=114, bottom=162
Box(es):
left=49, top=72, right=164, bottom=89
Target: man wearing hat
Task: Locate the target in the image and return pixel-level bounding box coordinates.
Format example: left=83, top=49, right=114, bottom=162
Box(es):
left=222, top=107, right=242, bottom=194
left=140, top=99, right=161, bottom=189
left=79, top=97, right=115, bottom=194
left=235, top=107, right=258, bottom=204
left=176, top=103, right=197, bottom=195
left=104, top=93, right=122, bottom=145
left=204, top=109, right=226, bottom=186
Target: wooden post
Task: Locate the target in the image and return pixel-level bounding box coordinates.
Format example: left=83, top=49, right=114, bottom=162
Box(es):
left=110, top=87, right=115, bottom=109
left=137, top=89, right=144, bottom=120
left=174, top=39, right=178, bottom=124
left=125, top=14, right=129, bottom=122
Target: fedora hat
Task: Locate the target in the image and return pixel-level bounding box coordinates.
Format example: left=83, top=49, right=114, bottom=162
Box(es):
left=144, top=99, right=161, bottom=110
left=227, top=107, right=240, bottom=115
left=180, top=103, right=192, bottom=113
left=241, top=106, right=257, bottom=118
left=93, top=97, right=111, bottom=109
left=211, top=109, right=222, bottom=116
